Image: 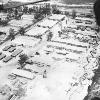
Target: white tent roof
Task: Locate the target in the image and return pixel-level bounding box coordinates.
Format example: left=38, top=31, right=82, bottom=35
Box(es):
left=25, top=26, right=48, bottom=36
left=61, top=38, right=89, bottom=47
left=12, top=69, right=35, bottom=79
left=9, top=19, right=33, bottom=28
left=21, top=14, right=34, bottom=20
left=47, top=42, right=86, bottom=52
left=48, top=14, right=65, bottom=21
left=25, top=64, right=36, bottom=70
left=37, top=19, right=58, bottom=28
left=0, top=13, right=7, bottom=17
left=66, top=53, right=81, bottom=60
left=75, top=17, right=94, bottom=21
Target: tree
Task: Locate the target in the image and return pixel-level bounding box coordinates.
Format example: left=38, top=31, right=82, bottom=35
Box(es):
left=15, top=13, right=23, bottom=20
left=52, top=7, right=61, bottom=14
left=65, top=11, right=69, bottom=16
left=13, top=87, right=26, bottom=99
left=47, top=32, right=53, bottom=41
left=0, top=20, right=9, bottom=26
left=91, top=97, right=100, bottom=100
left=72, top=10, right=76, bottom=19
left=7, top=13, right=11, bottom=20
left=18, top=54, right=29, bottom=68
left=43, top=70, right=47, bottom=78
left=34, top=12, right=40, bottom=20
left=52, top=5, right=61, bottom=14
left=14, top=9, right=18, bottom=16
left=34, top=35, right=42, bottom=39
left=23, top=6, right=28, bottom=14
left=45, top=3, right=51, bottom=15
left=8, top=28, right=15, bottom=41
left=94, top=0, right=100, bottom=26
left=15, top=87, right=26, bottom=97
left=19, top=27, right=25, bottom=35
left=40, top=4, right=51, bottom=16
left=29, top=8, right=33, bottom=14
left=58, top=31, right=62, bottom=37
left=34, top=12, right=44, bottom=21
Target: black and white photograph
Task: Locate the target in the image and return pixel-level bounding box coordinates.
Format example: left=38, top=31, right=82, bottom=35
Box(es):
left=0, top=0, right=99, bottom=100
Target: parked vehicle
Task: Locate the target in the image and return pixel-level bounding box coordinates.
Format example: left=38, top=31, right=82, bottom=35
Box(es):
left=0, top=52, right=2, bottom=55
left=8, top=47, right=16, bottom=53
left=0, top=53, right=6, bottom=60
left=75, top=20, right=82, bottom=23
left=3, top=45, right=11, bottom=51
left=8, top=74, right=16, bottom=80
left=3, top=56, right=13, bottom=63
left=11, top=49, right=23, bottom=57
left=85, top=21, right=92, bottom=24
left=0, top=32, right=6, bottom=35
left=25, top=59, right=33, bottom=65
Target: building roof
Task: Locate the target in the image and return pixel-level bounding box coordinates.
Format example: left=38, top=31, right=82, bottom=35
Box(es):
left=11, top=69, right=35, bottom=79
left=9, top=19, right=33, bottom=28
left=25, top=26, right=48, bottom=36
left=21, top=14, right=34, bottom=20
left=75, top=17, right=94, bottom=21
left=37, top=19, right=58, bottom=28
left=48, top=14, right=66, bottom=21
left=47, top=41, right=86, bottom=52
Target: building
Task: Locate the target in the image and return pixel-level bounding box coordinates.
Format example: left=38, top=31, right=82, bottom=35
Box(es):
left=11, top=69, right=36, bottom=80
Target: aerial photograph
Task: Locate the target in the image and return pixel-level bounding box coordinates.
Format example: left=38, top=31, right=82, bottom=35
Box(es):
left=0, top=0, right=100, bottom=100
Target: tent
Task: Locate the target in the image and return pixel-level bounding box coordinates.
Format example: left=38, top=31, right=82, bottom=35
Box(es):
left=11, top=69, right=35, bottom=80
left=37, top=19, right=58, bottom=28
left=48, top=14, right=66, bottom=21
left=25, top=26, right=48, bottom=36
